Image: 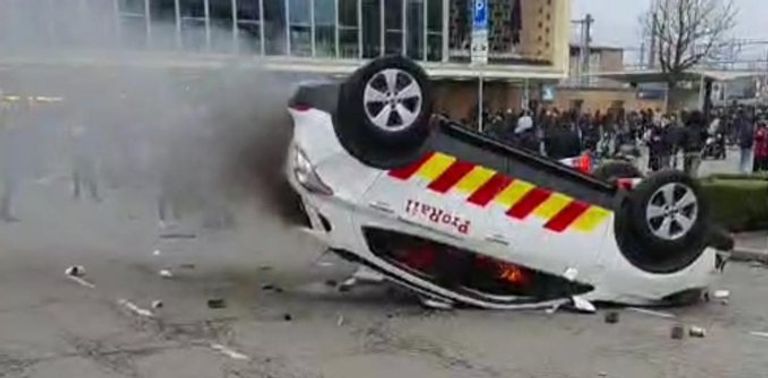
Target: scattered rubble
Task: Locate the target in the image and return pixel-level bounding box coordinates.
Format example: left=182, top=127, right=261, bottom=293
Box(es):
left=627, top=307, right=676, bottom=319
left=604, top=312, right=620, bottom=324
left=65, top=265, right=86, bottom=277
left=207, top=299, right=227, bottom=309
left=689, top=326, right=706, bottom=338
left=670, top=324, right=685, bottom=339
left=158, top=269, right=174, bottom=279
left=713, top=290, right=730, bottom=299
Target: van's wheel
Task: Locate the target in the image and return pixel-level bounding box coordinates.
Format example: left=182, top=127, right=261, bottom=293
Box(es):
left=593, top=161, right=643, bottom=182
left=615, top=170, right=710, bottom=273
left=334, top=55, right=433, bottom=169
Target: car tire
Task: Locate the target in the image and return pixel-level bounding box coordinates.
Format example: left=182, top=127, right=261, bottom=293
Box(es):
left=615, top=170, right=710, bottom=273
left=593, top=161, right=643, bottom=182
left=334, top=55, right=433, bottom=169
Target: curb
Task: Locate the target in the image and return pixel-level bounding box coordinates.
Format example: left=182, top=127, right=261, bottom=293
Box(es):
left=730, top=247, right=768, bottom=264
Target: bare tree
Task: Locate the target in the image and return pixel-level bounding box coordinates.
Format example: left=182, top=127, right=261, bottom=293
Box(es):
left=644, top=0, right=737, bottom=86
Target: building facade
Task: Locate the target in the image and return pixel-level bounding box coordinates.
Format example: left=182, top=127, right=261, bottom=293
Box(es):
left=0, top=0, right=571, bottom=121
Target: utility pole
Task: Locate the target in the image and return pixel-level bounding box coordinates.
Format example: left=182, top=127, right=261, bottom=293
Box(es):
left=571, top=13, right=594, bottom=86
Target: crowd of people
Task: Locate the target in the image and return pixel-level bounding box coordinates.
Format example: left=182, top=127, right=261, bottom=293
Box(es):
left=473, top=103, right=768, bottom=177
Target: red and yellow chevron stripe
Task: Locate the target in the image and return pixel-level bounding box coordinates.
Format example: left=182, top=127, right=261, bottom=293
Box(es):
left=388, top=152, right=611, bottom=233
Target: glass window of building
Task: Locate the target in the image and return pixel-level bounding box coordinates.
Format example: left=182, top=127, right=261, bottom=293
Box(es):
left=117, top=0, right=149, bottom=49
left=289, top=0, right=312, bottom=56
left=448, top=0, right=470, bottom=61
left=209, top=0, right=235, bottom=53
left=263, top=0, right=287, bottom=55
left=361, top=0, right=381, bottom=58
left=314, top=0, right=336, bottom=57
left=426, top=0, right=442, bottom=61
left=384, top=0, right=402, bottom=55
left=235, top=0, right=262, bottom=54
left=180, top=0, right=207, bottom=51
left=405, top=0, right=423, bottom=60
left=338, top=0, right=359, bottom=58
left=149, top=0, right=177, bottom=50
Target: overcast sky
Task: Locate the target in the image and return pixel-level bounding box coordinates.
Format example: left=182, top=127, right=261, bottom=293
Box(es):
left=572, top=0, right=768, bottom=50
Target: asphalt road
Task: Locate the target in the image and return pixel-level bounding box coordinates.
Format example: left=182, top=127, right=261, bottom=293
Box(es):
left=1, top=152, right=767, bottom=378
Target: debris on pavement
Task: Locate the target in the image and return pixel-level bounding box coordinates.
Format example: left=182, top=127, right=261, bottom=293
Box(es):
left=670, top=324, right=685, bottom=339
left=261, top=284, right=276, bottom=291
left=118, top=299, right=154, bottom=318
left=65, top=265, right=86, bottom=277
left=283, top=313, right=293, bottom=321
left=258, top=265, right=273, bottom=271
left=627, top=307, right=676, bottom=319
left=152, top=249, right=161, bottom=256
left=324, top=279, right=338, bottom=287
left=151, top=300, right=164, bottom=309
left=66, top=274, right=96, bottom=289
left=420, top=297, right=454, bottom=310
left=689, top=326, right=706, bottom=338
left=338, top=277, right=356, bottom=292
left=598, top=372, right=608, bottom=377
left=179, top=263, right=196, bottom=270
left=210, top=343, right=250, bottom=361
left=749, top=331, right=768, bottom=338
left=158, top=269, right=174, bottom=279
left=159, top=232, right=197, bottom=239
left=713, top=290, right=730, bottom=299
left=207, top=299, right=227, bottom=309
left=570, top=296, right=596, bottom=313
left=337, top=314, right=345, bottom=326
left=604, top=312, right=620, bottom=324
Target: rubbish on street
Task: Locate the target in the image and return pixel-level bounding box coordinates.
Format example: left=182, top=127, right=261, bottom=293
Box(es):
left=325, top=279, right=338, bottom=287
left=749, top=331, right=768, bottom=338
left=258, top=265, right=273, bottom=271
left=670, top=324, right=685, bottom=339
left=65, top=265, right=86, bottom=277
left=179, top=263, right=196, bottom=270
left=570, top=296, right=596, bottom=313
left=152, top=249, right=161, bottom=256
left=207, top=299, right=227, bottom=309
left=339, top=277, right=356, bottom=292
left=713, top=290, right=730, bottom=299
left=158, top=269, right=174, bottom=278
left=627, top=307, right=676, bottom=319
left=283, top=313, right=293, bottom=321
left=66, top=275, right=95, bottom=289
left=604, top=312, right=620, bottom=324
left=420, top=297, right=454, bottom=310
left=210, top=343, right=250, bottom=360
left=721, top=299, right=730, bottom=306
left=689, top=326, right=706, bottom=338
left=151, top=300, right=163, bottom=309
left=118, top=299, right=154, bottom=317
left=261, top=284, right=275, bottom=291
left=337, top=314, right=345, bottom=326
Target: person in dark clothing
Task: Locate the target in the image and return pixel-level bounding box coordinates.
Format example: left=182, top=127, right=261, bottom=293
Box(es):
left=681, top=110, right=707, bottom=177
left=544, top=120, right=582, bottom=160
left=646, top=120, right=671, bottom=172
left=736, top=111, right=755, bottom=173
left=512, top=111, right=540, bottom=153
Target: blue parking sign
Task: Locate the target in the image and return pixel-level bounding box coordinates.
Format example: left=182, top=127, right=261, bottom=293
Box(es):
left=473, top=0, right=488, bottom=31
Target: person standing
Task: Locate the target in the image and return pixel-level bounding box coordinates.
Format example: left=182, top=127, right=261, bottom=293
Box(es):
left=681, top=111, right=707, bottom=177
left=69, top=115, right=102, bottom=202
left=754, top=120, right=768, bottom=173
left=736, top=110, right=755, bottom=173
left=646, top=119, right=671, bottom=172
left=512, top=111, right=540, bottom=153
left=0, top=101, right=22, bottom=222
